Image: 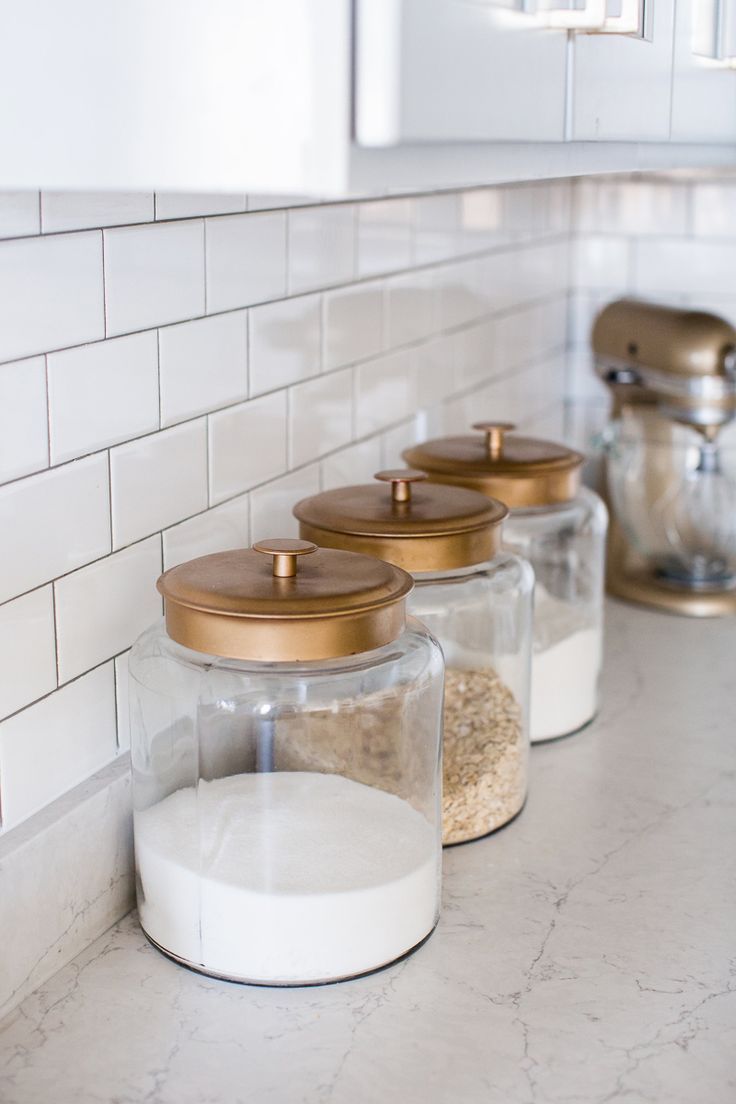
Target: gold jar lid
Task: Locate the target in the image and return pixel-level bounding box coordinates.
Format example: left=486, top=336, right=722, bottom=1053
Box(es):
left=402, top=422, right=584, bottom=508
left=293, top=470, right=507, bottom=573
left=157, top=538, right=413, bottom=662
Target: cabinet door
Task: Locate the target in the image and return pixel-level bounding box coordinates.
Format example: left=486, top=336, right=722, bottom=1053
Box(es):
left=571, top=0, right=676, bottom=140
left=0, top=0, right=351, bottom=193
left=355, top=0, right=569, bottom=145
left=671, top=0, right=736, bottom=141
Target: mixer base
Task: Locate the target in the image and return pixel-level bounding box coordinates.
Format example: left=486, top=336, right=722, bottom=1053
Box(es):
left=607, top=562, right=736, bottom=617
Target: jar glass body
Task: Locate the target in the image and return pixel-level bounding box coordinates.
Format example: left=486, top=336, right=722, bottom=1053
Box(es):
left=408, top=552, right=534, bottom=845
left=502, top=487, right=608, bottom=743
left=128, top=617, right=444, bottom=986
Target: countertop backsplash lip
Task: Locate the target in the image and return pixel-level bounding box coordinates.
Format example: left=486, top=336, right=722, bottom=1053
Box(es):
left=2, top=169, right=736, bottom=1018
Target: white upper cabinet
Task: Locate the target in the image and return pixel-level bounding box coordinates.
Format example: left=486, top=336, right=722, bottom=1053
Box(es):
left=0, top=0, right=734, bottom=195
left=671, top=0, right=736, bottom=141
left=571, top=1, right=676, bottom=140
left=355, top=0, right=569, bottom=144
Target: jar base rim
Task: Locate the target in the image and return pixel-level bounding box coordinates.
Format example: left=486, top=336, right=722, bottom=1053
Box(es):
left=139, top=921, right=438, bottom=988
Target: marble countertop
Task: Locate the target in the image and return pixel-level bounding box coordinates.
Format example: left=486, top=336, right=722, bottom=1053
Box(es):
left=1, top=601, right=735, bottom=1104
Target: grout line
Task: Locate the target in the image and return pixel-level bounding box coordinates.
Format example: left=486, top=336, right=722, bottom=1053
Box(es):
left=0, top=229, right=573, bottom=371
left=0, top=288, right=570, bottom=494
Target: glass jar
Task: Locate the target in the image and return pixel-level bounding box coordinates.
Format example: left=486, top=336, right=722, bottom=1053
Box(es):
left=129, top=539, right=444, bottom=986
left=404, top=423, right=608, bottom=743
left=294, top=472, right=533, bottom=845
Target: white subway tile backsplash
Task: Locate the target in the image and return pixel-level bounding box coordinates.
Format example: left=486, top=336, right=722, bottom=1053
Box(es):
left=209, top=391, right=287, bottom=504
left=159, top=312, right=247, bottom=426
left=289, top=369, right=353, bottom=468
left=573, top=178, right=688, bottom=237
left=494, top=296, right=567, bottom=373
left=0, top=232, right=104, bottom=362
left=357, top=199, right=413, bottom=278
left=104, top=220, right=205, bottom=336
left=441, top=258, right=484, bottom=329
left=0, top=663, right=116, bottom=830
left=320, top=436, right=382, bottom=490
left=459, top=188, right=506, bottom=253
left=206, top=212, right=287, bottom=313
left=323, top=282, right=384, bottom=371
left=0, top=454, right=110, bottom=605
left=111, top=420, right=208, bottom=549
left=412, top=193, right=460, bottom=265
left=355, top=349, right=417, bottom=437
left=692, top=183, right=736, bottom=238
left=454, top=319, right=496, bottom=392
left=162, top=494, right=250, bottom=570
left=0, top=356, right=48, bottom=483
left=0, top=588, right=56, bottom=721
left=114, top=652, right=131, bottom=751
left=249, top=294, right=321, bottom=396
left=288, top=205, right=355, bottom=294
left=155, top=193, right=246, bottom=220
left=634, top=239, right=736, bottom=297
left=41, top=192, right=154, bottom=233
left=0, top=192, right=40, bottom=238
left=417, top=334, right=455, bottom=407
left=48, top=332, right=159, bottom=464
left=385, top=270, right=439, bottom=349
left=250, top=465, right=321, bottom=542
left=573, top=235, right=630, bottom=291
left=54, top=536, right=162, bottom=685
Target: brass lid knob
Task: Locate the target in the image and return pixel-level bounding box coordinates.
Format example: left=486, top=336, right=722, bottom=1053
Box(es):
left=253, top=537, right=317, bottom=578
left=374, top=469, right=428, bottom=503
left=472, top=422, right=516, bottom=460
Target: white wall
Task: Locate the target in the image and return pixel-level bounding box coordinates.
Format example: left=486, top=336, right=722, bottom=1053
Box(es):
left=0, top=182, right=572, bottom=833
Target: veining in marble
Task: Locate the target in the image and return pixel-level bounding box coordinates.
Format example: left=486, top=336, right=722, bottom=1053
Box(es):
left=0, top=602, right=734, bottom=1103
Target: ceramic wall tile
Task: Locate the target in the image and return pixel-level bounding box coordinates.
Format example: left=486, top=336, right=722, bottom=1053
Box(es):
left=0, top=356, right=48, bottom=483
left=288, top=205, right=355, bottom=294
left=208, top=390, right=287, bottom=505
left=0, top=192, right=40, bottom=238
left=48, top=331, right=159, bottom=463
left=162, top=494, right=250, bottom=570
left=41, top=192, right=154, bottom=233
left=0, top=663, right=117, bottom=830
left=357, top=199, right=413, bottom=278
left=0, top=587, right=56, bottom=721
left=323, top=282, right=384, bottom=370
left=159, top=311, right=247, bottom=426
left=0, top=231, right=104, bottom=362
left=104, top=220, right=205, bottom=336
left=110, top=420, right=208, bottom=549
left=250, top=464, right=321, bottom=542
left=0, top=454, right=110, bottom=604
left=206, top=212, right=287, bottom=313
left=289, top=368, right=353, bottom=468
left=249, top=294, right=321, bottom=396
left=54, top=536, right=162, bottom=684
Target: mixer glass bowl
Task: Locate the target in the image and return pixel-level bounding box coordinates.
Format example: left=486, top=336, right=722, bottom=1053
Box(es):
left=604, top=415, right=736, bottom=588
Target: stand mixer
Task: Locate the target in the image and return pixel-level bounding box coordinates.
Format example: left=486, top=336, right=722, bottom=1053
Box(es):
left=592, top=298, right=736, bottom=616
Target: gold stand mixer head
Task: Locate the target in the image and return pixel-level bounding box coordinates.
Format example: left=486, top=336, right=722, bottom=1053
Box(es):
left=592, top=298, right=736, bottom=616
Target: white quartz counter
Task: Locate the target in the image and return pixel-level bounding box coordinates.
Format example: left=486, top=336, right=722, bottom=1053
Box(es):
left=1, top=601, right=735, bottom=1104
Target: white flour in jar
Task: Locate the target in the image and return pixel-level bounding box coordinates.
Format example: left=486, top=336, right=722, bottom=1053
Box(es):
left=135, top=771, right=438, bottom=985
left=528, top=585, right=602, bottom=743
